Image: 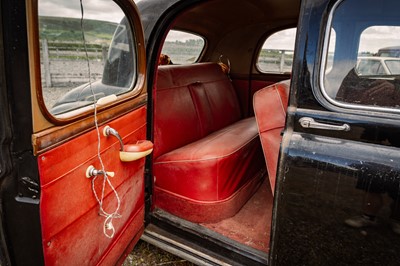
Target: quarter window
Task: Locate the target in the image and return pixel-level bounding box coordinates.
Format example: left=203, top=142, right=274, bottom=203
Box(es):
left=257, top=28, right=296, bottom=73
left=160, top=30, right=205, bottom=64
left=38, top=0, right=137, bottom=117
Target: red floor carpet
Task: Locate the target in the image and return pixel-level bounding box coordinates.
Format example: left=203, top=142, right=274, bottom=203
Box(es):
left=201, top=179, right=273, bottom=252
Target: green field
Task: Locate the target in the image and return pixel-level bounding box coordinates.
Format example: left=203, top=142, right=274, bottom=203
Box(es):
left=39, top=16, right=117, bottom=43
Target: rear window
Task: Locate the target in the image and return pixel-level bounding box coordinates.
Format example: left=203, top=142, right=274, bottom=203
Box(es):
left=257, top=28, right=296, bottom=73
left=321, top=0, right=400, bottom=112
left=160, top=30, right=205, bottom=64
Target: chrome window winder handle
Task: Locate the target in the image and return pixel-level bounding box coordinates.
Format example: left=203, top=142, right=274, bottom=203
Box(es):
left=85, top=165, right=115, bottom=178
left=103, top=126, right=124, bottom=151
left=299, top=117, right=350, bottom=131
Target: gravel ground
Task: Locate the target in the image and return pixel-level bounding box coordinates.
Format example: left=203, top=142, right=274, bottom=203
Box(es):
left=41, top=59, right=104, bottom=109
left=122, top=240, right=195, bottom=266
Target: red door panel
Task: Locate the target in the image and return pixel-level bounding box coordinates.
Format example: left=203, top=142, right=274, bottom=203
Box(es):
left=38, top=107, right=147, bottom=265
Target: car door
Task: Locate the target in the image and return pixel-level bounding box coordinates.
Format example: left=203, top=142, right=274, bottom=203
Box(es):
left=0, top=0, right=150, bottom=265
left=270, top=0, right=400, bottom=265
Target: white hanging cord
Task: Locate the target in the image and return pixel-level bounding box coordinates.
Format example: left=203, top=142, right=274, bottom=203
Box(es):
left=80, top=0, right=121, bottom=238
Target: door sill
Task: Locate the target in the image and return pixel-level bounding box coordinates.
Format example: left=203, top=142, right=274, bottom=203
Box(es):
left=142, top=210, right=268, bottom=265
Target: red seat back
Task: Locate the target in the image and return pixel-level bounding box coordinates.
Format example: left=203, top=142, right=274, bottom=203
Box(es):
left=253, top=80, right=290, bottom=194
left=154, top=63, right=241, bottom=158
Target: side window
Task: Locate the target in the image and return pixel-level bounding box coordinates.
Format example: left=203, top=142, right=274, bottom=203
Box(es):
left=160, top=30, right=205, bottom=64
left=38, top=0, right=137, bottom=117
left=386, top=60, right=400, bottom=74
left=257, top=28, right=296, bottom=73
left=322, top=0, right=400, bottom=111
left=356, top=59, right=386, bottom=76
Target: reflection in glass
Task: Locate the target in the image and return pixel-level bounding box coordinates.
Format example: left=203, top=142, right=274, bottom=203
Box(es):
left=38, top=0, right=136, bottom=116
left=322, top=1, right=400, bottom=108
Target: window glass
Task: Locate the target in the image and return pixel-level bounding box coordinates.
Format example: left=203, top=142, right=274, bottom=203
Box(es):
left=356, top=58, right=386, bottom=76
left=325, top=30, right=336, bottom=74
left=257, top=28, right=296, bottom=73
left=386, top=60, right=400, bottom=75
left=322, top=0, right=400, bottom=110
left=160, top=30, right=205, bottom=64
left=38, top=0, right=136, bottom=116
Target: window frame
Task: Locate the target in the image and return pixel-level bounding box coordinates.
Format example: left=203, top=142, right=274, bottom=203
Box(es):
left=319, top=0, right=400, bottom=115
left=256, top=28, right=296, bottom=74
left=161, top=29, right=206, bottom=65
left=29, top=0, right=145, bottom=127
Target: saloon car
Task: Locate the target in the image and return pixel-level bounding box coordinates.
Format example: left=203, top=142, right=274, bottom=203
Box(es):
left=0, top=0, right=400, bottom=265
left=357, top=57, right=400, bottom=76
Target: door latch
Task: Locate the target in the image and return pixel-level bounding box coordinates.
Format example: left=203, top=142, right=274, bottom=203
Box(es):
left=299, top=117, right=350, bottom=131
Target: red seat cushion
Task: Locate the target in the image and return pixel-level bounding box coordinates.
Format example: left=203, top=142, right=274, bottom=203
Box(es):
left=152, top=63, right=266, bottom=222
left=253, top=80, right=290, bottom=194
left=154, top=117, right=262, bottom=201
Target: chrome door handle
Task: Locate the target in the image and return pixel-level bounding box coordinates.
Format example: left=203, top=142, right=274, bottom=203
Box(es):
left=299, top=117, right=350, bottom=131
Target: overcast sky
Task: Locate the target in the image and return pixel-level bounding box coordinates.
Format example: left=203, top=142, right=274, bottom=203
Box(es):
left=39, top=1, right=399, bottom=54
left=39, top=0, right=126, bottom=23
left=264, top=26, right=400, bottom=53
left=263, top=28, right=296, bottom=50
left=359, top=26, right=400, bottom=53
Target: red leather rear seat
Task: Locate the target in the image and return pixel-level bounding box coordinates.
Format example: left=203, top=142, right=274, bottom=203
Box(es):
left=253, top=80, right=290, bottom=195
left=153, top=63, right=265, bottom=223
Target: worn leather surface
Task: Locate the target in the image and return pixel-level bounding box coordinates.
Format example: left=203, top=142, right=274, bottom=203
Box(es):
left=253, top=80, right=290, bottom=194
left=154, top=63, right=241, bottom=158
left=153, top=63, right=265, bottom=222
left=38, top=107, right=146, bottom=265
left=155, top=117, right=262, bottom=200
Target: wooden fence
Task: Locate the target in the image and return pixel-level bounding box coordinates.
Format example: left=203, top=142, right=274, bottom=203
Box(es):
left=41, top=39, right=108, bottom=88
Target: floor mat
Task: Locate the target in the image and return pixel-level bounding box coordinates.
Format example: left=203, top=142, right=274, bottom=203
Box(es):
left=201, top=179, right=273, bottom=252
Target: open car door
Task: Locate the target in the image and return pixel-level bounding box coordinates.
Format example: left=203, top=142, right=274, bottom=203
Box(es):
left=270, top=0, right=400, bottom=265
left=0, top=0, right=149, bottom=265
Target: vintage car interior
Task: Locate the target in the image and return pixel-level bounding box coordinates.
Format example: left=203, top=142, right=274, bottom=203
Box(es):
left=1, top=0, right=400, bottom=264
left=2, top=0, right=299, bottom=264
left=137, top=0, right=299, bottom=264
